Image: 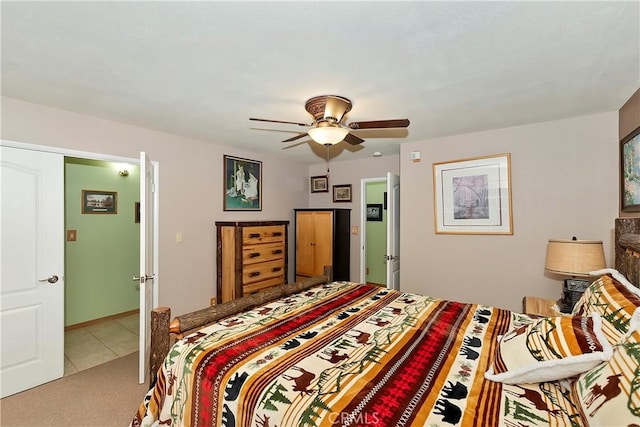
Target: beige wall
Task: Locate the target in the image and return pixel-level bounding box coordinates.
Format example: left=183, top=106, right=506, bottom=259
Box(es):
left=2, top=95, right=623, bottom=315
left=308, top=155, right=400, bottom=281
left=399, top=112, right=619, bottom=312
left=1, top=97, right=309, bottom=316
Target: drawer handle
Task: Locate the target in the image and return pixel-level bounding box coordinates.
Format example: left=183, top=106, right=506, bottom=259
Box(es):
left=248, top=252, right=260, bottom=258
left=272, top=232, right=282, bottom=237
left=249, top=272, right=260, bottom=278
left=249, top=233, right=261, bottom=238
left=272, top=249, right=282, bottom=255
left=272, top=267, right=282, bottom=272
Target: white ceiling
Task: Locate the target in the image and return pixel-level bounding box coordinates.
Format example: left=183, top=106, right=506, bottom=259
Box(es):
left=2, top=1, right=638, bottom=164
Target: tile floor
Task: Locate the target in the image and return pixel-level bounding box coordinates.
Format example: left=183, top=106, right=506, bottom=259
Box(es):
left=64, top=313, right=139, bottom=376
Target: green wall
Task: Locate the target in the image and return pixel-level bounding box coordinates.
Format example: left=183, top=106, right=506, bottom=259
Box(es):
left=64, top=158, right=140, bottom=326
left=365, top=181, right=387, bottom=285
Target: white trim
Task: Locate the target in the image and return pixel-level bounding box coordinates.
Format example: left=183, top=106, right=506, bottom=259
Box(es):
left=152, top=162, right=160, bottom=307
left=1, top=139, right=139, bottom=164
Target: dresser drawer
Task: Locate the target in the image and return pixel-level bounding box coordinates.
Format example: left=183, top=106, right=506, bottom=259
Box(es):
left=242, top=259, right=285, bottom=285
left=242, top=276, right=284, bottom=295
left=242, top=242, right=285, bottom=265
left=242, top=226, right=285, bottom=245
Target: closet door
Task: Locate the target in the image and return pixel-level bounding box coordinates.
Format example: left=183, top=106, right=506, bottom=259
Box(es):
left=312, top=211, right=334, bottom=276
left=295, top=211, right=316, bottom=279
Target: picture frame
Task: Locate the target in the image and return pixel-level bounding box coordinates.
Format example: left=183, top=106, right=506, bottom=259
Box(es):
left=223, top=155, right=262, bottom=211
left=82, top=190, right=117, bottom=214
left=432, top=153, right=512, bottom=234
left=310, top=175, right=329, bottom=193
left=366, top=203, right=383, bottom=221
left=333, top=184, right=352, bottom=202
left=621, top=125, right=640, bottom=212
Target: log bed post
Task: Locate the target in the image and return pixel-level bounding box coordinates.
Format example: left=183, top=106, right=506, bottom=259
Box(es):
left=616, top=218, right=640, bottom=286
left=149, top=306, right=171, bottom=388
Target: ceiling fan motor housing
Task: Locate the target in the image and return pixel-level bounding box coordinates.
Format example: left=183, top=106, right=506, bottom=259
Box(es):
left=305, top=95, right=352, bottom=125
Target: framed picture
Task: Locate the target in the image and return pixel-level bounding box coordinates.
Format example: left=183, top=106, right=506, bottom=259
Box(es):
left=224, top=155, right=262, bottom=211
left=621, top=125, right=640, bottom=212
left=310, top=175, right=329, bottom=193
left=333, top=184, right=352, bottom=202
left=367, top=203, right=383, bottom=221
left=432, top=153, right=512, bottom=234
left=82, top=190, right=117, bottom=214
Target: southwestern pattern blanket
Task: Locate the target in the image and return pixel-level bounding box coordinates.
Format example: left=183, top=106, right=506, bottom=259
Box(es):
left=132, top=282, right=582, bottom=426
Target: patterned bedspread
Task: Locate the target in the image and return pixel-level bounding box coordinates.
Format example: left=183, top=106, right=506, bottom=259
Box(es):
left=132, top=282, right=583, bottom=426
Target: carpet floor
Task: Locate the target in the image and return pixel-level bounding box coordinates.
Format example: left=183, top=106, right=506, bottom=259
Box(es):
left=1, top=352, right=148, bottom=427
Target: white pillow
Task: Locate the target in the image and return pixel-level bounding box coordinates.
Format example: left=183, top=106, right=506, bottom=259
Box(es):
left=485, top=313, right=613, bottom=384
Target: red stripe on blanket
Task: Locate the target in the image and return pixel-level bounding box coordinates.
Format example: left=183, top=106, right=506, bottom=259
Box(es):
left=191, top=284, right=378, bottom=426
left=334, top=300, right=471, bottom=426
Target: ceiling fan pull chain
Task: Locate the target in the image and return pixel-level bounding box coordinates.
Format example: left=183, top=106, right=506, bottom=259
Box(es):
left=326, top=144, right=330, bottom=177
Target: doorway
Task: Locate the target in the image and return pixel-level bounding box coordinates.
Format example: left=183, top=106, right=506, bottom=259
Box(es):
left=1, top=140, right=157, bottom=397
left=63, top=157, right=140, bottom=375
left=362, top=179, right=387, bottom=287
left=359, top=173, right=400, bottom=289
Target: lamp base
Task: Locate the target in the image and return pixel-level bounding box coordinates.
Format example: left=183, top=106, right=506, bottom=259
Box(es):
left=558, top=278, right=590, bottom=313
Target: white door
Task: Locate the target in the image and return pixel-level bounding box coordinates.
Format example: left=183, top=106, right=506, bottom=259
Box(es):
left=0, top=146, right=64, bottom=397
left=386, top=173, right=400, bottom=290
left=137, top=151, right=157, bottom=384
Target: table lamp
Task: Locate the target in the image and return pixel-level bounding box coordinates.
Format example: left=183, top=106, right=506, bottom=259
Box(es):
left=544, top=237, right=606, bottom=313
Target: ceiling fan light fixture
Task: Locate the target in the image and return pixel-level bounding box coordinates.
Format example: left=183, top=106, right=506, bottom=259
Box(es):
left=307, top=126, right=349, bottom=145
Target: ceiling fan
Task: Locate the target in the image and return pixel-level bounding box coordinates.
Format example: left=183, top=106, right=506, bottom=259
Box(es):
left=250, top=95, right=410, bottom=146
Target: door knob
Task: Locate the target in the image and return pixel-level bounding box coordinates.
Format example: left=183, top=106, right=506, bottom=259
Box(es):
left=133, top=274, right=155, bottom=283
left=38, top=275, right=59, bottom=284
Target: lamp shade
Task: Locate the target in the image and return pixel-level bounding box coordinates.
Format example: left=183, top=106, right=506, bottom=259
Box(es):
left=544, top=239, right=606, bottom=277
left=308, top=126, right=349, bottom=145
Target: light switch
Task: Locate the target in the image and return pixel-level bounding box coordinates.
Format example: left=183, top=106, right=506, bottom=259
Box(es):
left=67, top=230, right=77, bottom=241
left=351, top=226, right=359, bottom=235
left=176, top=232, right=183, bottom=243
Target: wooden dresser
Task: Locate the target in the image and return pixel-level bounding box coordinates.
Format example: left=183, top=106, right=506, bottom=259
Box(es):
left=215, top=221, right=289, bottom=303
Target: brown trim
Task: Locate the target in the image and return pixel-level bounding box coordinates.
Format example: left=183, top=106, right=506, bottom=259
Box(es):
left=64, top=309, right=139, bottom=331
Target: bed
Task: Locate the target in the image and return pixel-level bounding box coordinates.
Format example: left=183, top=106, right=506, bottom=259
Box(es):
left=132, top=218, right=640, bottom=426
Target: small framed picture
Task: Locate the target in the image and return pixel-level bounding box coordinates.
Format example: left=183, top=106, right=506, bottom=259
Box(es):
left=367, top=203, right=383, bottom=221
left=82, top=190, right=117, bottom=214
left=310, top=175, right=329, bottom=193
left=333, top=184, right=352, bottom=202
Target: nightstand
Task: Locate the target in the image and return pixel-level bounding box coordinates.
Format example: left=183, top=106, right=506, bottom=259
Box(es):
left=522, top=296, right=564, bottom=317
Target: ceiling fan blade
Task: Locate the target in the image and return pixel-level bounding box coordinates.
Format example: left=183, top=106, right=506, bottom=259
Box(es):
left=343, top=132, right=364, bottom=146
left=250, top=118, right=310, bottom=127
left=282, top=133, right=308, bottom=143
left=347, top=119, right=410, bottom=130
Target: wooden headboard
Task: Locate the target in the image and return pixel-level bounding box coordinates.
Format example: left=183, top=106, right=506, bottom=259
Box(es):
left=615, top=217, right=640, bottom=286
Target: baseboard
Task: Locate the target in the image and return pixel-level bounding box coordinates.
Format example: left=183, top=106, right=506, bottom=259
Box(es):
left=65, top=309, right=140, bottom=331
